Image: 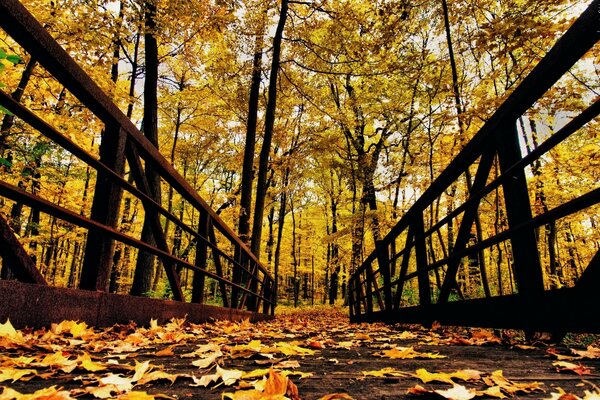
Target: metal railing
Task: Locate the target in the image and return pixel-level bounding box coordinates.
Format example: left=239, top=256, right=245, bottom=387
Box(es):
left=0, top=0, right=275, bottom=315
left=349, top=0, right=600, bottom=333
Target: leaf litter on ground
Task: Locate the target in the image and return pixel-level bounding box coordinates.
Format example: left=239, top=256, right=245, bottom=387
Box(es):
left=0, top=307, right=599, bottom=399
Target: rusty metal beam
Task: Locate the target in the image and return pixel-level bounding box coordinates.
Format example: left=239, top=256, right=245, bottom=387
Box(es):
left=0, top=213, right=47, bottom=285
left=0, top=280, right=272, bottom=329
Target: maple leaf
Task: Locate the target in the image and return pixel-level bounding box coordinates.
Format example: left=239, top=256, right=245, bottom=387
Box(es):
left=571, top=346, right=600, bottom=360
left=361, top=367, right=410, bottom=378
left=192, top=365, right=243, bottom=387
left=0, top=367, right=37, bottom=382
left=318, top=394, right=355, bottom=400
left=482, top=370, right=544, bottom=395
left=274, top=360, right=300, bottom=369
left=191, top=350, right=222, bottom=368
left=39, top=351, right=78, bottom=373
left=98, top=373, right=134, bottom=393
left=222, top=368, right=296, bottom=400
left=435, top=384, right=477, bottom=400
left=379, top=346, right=445, bottom=359
left=154, top=345, right=177, bottom=357
left=77, top=352, right=107, bottom=372
left=135, top=370, right=181, bottom=385
left=275, top=342, right=316, bottom=356
left=408, top=384, right=477, bottom=400
left=0, top=319, right=26, bottom=346
left=553, top=361, right=592, bottom=376
left=476, top=385, right=507, bottom=399
left=131, top=360, right=152, bottom=383
left=415, top=368, right=455, bottom=384
left=0, top=385, right=75, bottom=399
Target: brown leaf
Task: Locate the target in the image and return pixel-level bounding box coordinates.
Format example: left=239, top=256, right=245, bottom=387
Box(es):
left=379, top=346, right=445, bottom=359
left=553, top=361, right=592, bottom=376
left=318, top=394, right=354, bottom=400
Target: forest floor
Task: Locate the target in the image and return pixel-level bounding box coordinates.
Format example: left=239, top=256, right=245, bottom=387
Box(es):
left=1, top=306, right=600, bottom=400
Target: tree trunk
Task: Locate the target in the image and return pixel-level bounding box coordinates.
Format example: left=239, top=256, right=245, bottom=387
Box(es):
left=238, top=11, right=267, bottom=245
left=131, top=0, right=161, bottom=296
left=250, top=0, right=289, bottom=258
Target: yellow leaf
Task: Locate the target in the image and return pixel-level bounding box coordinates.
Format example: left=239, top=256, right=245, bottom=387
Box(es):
left=319, top=394, right=355, bottom=400
left=380, top=346, right=445, bottom=359
left=135, top=370, right=180, bottom=385
left=242, top=368, right=270, bottom=380
left=39, top=352, right=78, bottom=373
left=361, top=367, right=410, bottom=378
left=77, top=353, right=106, bottom=372
left=0, top=385, right=75, bottom=399
left=0, top=320, right=18, bottom=338
left=275, top=342, right=316, bottom=356
left=131, top=360, right=152, bottom=383
left=415, top=368, right=455, bottom=384
left=0, top=367, right=37, bottom=382
left=477, top=385, right=507, bottom=399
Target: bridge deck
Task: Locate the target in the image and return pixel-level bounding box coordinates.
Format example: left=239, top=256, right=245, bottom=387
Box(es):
left=1, top=308, right=599, bottom=399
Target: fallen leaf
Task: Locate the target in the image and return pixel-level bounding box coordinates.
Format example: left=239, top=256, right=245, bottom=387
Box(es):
left=362, top=367, right=410, bottom=378
left=435, top=384, right=477, bottom=400
left=0, top=368, right=37, bottom=382
left=99, top=373, right=134, bottom=393
left=553, top=361, right=592, bottom=376
left=319, top=394, right=354, bottom=400
left=77, top=352, right=107, bottom=372
left=0, top=385, right=75, bottom=399
left=135, top=370, right=180, bottom=385
left=191, top=350, right=222, bottom=369
left=415, top=368, right=455, bottom=384
left=379, top=346, right=445, bottom=359
left=274, top=360, right=300, bottom=369
left=571, top=346, right=600, bottom=360
left=482, top=370, right=544, bottom=395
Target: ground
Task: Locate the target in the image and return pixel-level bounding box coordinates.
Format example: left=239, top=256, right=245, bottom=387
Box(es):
left=1, top=306, right=600, bottom=399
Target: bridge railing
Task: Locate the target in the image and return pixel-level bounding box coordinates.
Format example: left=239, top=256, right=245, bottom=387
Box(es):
left=349, top=0, right=600, bottom=333
left=0, top=0, right=275, bottom=316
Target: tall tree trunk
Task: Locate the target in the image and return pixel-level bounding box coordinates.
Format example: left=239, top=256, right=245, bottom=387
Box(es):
left=238, top=10, right=267, bottom=244
left=250, top=0, right=289, bottom=258
left=273, top=167, right=290, bottom=307
left=131, top=0, right=161, bottom=296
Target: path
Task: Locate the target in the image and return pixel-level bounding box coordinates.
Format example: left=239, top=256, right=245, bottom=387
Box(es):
left=1, top=307, right=599, bottom=399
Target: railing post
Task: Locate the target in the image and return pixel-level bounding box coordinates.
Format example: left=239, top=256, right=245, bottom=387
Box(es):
left=192, top=211, right=209, bottom=303
left=375, top=240, right=393, bottom=311
left=80, top=124, right=126, bottom=292
left=496, top=123, right=544, bottom=297
left=230, top=249, right=241, bottom=308
left=414, top=213, right=431, bottom=307
left=439, top=146, right=495, bottom=303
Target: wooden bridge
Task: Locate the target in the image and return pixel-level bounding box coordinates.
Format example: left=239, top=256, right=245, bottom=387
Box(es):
left=0, top=0, right=599, bottom=338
